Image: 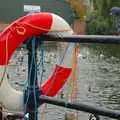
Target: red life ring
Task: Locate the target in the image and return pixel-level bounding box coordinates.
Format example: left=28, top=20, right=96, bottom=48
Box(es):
left=0, top=12, right=73, bottom=112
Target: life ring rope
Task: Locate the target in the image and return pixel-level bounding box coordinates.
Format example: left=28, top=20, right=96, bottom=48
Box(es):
left=15, top=26, right=26, bottom=36
left=0, top=20, right=71, bottom=85
left=23, top=22, right=71, bottom=32
left=15, top=22, right=72, bottom=36
left=0, top=21, right=71, bottom=86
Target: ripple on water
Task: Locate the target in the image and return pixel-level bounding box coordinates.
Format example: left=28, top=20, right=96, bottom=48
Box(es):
left=6, top=44, right=120, bottom=120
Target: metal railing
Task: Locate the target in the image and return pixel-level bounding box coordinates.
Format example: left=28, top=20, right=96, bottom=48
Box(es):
left=37, top=35, right=120, bottom=44
left=37, top=35, right=120, bottom=120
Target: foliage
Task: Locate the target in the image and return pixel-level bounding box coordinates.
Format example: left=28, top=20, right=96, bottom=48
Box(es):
left=90, top=0, right=120, bottom=17
left=66, top=0, right=89, bottom=20
left=86, top=0, right=120, bottom=35
left=86, top=13, right=115, bottom=35
left=66, top=0, right=120, bottom=35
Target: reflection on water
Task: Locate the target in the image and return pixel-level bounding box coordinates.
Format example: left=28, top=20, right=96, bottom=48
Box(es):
left=7, top=43, right=120, bottom=120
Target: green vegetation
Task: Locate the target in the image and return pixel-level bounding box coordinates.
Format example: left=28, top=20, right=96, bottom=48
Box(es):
left=67, top=0, right=120, bottom=35
left=66, top=0, right=89, bottom=20
left=90, top=0, right=120, bottom=17
left=86, top=13, right=114, bottom=35
left=87, top=0, right=120, bottom=35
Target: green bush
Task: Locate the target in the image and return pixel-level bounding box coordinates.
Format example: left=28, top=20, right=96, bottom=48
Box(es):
left=86, top=13, right=115, bottom=35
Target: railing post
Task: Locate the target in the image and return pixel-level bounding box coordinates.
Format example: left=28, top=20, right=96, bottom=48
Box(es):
left=23, top=7, right=41, bottom=120
left=24, top=37, right=41, bottom=120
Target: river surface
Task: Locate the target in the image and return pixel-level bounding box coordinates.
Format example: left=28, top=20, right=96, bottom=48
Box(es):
left=7, top=42, right=120, bottom=120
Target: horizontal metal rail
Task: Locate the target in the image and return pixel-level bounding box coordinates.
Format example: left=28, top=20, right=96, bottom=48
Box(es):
left=40, top=95, right=120, bottom=119
left=37, top=35, right=120, bottom=44
left=38, top=35, right=120, bottom=119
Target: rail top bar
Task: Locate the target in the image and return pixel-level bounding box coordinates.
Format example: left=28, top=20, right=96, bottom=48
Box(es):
left=37, top=35, right=120, bottom=44
left=40, top=95, right=120, bottom=119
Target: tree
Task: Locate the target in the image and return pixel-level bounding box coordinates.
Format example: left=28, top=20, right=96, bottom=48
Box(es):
left=86, top=13, right=113, bottom=35
left=90, top=0, right=120, bottom=17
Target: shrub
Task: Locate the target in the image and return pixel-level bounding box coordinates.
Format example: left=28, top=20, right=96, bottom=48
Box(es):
left=86, top=13, right=115, bottom=35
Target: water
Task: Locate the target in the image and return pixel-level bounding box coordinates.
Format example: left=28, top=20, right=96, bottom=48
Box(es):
left=7, top=43, right=120, bottom=120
